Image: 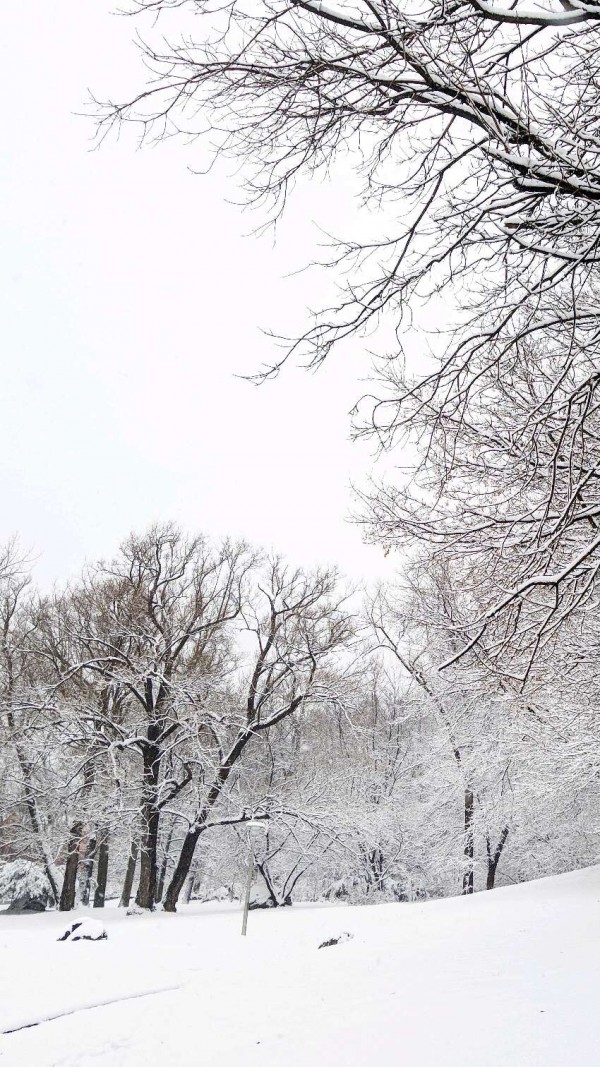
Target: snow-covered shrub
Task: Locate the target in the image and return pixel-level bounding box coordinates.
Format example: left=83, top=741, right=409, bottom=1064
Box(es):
left=0, top=859, right=54, bottom=909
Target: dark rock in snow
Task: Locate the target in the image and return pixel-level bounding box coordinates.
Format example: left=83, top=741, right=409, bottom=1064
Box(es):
left=58, top=918, right=107, bottom=941
left=6, top=893, right=47, bottom=913
left=318, top=931, right=353, bottom=949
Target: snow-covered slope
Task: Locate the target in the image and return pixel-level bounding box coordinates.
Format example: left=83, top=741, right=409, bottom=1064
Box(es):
left=3, top=866, right=600, bottom=1066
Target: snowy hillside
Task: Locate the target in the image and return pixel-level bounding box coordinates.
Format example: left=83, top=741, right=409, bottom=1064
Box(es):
left=3, top=866, right=600, bottom=1066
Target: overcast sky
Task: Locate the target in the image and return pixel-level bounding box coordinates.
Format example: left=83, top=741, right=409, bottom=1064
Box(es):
left=0, top=1, right=399, bottom=588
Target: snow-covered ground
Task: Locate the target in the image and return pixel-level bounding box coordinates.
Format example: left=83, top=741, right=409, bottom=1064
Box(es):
left=3, top=866, right=600, bottom=1066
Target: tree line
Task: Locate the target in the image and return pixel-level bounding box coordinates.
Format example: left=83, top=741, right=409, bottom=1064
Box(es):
left=2, top=525, right=598, bottom=913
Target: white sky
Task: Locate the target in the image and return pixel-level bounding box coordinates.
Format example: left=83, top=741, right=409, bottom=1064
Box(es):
left=0, top=1, right=400, bottom=588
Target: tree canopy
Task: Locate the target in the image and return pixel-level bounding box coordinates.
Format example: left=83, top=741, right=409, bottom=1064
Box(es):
left=101, top=0, right=600, bottom=674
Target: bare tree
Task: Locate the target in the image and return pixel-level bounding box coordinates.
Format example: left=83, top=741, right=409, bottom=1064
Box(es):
left=3, top=524, right=600, bottom=910
left=369, top=562, right=523, bottom=894
left=0, top=542, right=60, bottom=902
left=371, top=604, right=478, bottom=893
left=38, top=524, right=254, bottom=911
left=162, top=559, right=354, bottom=911
left=99, top=0, right=600, bottom=669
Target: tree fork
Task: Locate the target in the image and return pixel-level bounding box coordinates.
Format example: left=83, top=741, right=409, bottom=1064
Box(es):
left=486, top=826, right=510, bottom=890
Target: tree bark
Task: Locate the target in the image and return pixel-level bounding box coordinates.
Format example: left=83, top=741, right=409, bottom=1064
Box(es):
left=486, top=826, right=510, bottom=890
left=119, top=840, right=139, bottom=908
left=59, top=821, right=84, bottom=912
left=366, top=847, right=386, bottom=893
left=183, top=861, right=199, bottom=904
left=163, top=827, right=202, bottom=912
left=156, top=822, right=175, bottom=904
left=93, top=830, right=109, bottom=908
left=462, top=789, right=474, bottom=895
left=79, top=833, right=97, bottom=906
left=136, top=741, right=161, bottom=910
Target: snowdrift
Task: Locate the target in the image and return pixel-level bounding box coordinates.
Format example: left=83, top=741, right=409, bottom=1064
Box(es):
left=2, top=864, right=600, bottom=1066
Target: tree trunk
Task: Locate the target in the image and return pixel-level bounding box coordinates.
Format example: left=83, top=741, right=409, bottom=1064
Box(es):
left=136, top=742, right=161, bottom=910
left=255, top=861, right=291, bottom=907
left=163, top=827, right=202, bottom=912
left=78, top=758, right=96, bottom=906
left=93, top=831, right=109, bottom=908
left=163, top=729, right=254, bottom=912
left=462, top=788, right=474, bottom=895
left=59, top=821, right=84, bottom=912
left=255, top=861, right=279, bottom=907
left=136, top=807, right=160, bottom=910
left=119, top=840, right=139, bottom=908
left=156, top=822, right=175, bottom=904
left=486, top=826, right=510, bottom=890
left=366, top=847, right=385, bottom=893
left=183, top=861, right=199, bottom=904
left=79, top=833, right=97, bottom=906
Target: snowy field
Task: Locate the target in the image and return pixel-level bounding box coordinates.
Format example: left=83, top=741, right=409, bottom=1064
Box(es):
left=3, top=866, right=600, bottom=1066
